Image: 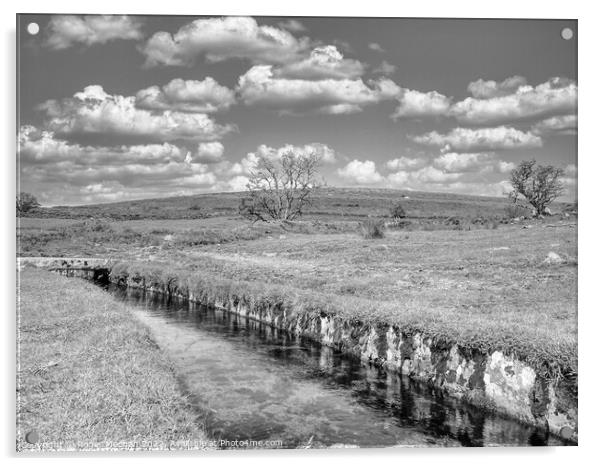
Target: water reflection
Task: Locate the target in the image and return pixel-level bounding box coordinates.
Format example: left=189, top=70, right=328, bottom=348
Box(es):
left=106, top=285, right=570, bottom=448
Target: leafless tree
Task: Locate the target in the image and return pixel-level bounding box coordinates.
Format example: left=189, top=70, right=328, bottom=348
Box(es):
left=239, top=150, right=323, bottom=222
left=508, top=160, right=565, bottom=215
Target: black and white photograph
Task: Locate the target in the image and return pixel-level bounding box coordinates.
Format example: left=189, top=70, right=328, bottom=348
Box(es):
left=15, top=11, right=578, bottom=452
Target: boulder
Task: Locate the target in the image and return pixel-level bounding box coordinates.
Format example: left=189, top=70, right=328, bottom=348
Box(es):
left=543, top=251, right=564, bottom=265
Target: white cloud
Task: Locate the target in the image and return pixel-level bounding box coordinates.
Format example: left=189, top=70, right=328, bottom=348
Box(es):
left=559, top=164, right=578, bottom=197
left=187, top=142, right=225, bottom=163
left=496, top=160, right=517, bottom=174
left=368, top=42, right=385, bottom=53
left=385, top=169, right=514, bottom=197
left=18, top=125, right=188, bottom=165
left=45, top=15, right=144, bottom=50
left=237, top=65, right=399, bottom=114
left=18, top=125, right=227, bottom=204
left=532, top=115, right=577, bottom=135
left=38, top=85, right=234, bottom=142
left=432, top=152, right=515, bottom=174
left=411, top=126, right=542, bottom=151
left=392, top=89, right=452, bottom=119
left=467, top=75, right=528, bottom=99
left=275, top=45, right=365, bottom=80
left=135, top=78, right=236, bottom=113
left=383, top=152, right=516, bottom=193
left=337, top=159, right=383, bottom=184
left=451, top=77, right=577, bottom=125
left=385, top=166, right=461, bottom=188
left=433, top=152, right=489, bottom=172
left=386, top=156, right=427, bottom=171
left=141, top=16, right=309, bottom=66
left=229, top=143, right=336, bottom=177
left=226, top=175, right=250, bottom=191
left=374, top=60, right=397, bottom=76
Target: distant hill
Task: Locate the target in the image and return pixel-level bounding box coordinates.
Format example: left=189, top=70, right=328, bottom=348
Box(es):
left=22, top=187, right=571, bottom=221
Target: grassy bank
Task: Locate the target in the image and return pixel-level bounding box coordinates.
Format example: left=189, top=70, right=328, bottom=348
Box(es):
left=17, top=268, right=211, bottom=451
left=108, top=223, right=577, bottom=378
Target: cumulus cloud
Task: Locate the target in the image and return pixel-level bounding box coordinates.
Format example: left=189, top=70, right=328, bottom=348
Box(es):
left=18, top=125, right=225, bottom=204
left=141, top=16, right=309, bottom=67
left=532, top=114, right=577, bottom=136
left=38, top=85, right=234, bottom=142
left=451, top=77, right=577, bottom=125
left=237, top=65, right=399, bottom=114
left=229, top=143, right=335, bottom=176
left=226, top=175, right=250, bottom=191
left=386, top=156, right=427, bottom=171
left=275, top=45, right=365, bottom=80
left=384, top=152, right=515, bottom=191
left=337, top=160, right=383, bottom=184
left=405, top=180, right=513, bottom=197
left=466, top=75, right=528, bottom=99
left=560, top=163, right=577, bottom=188
left=432, top=152, right=515, bottom=173
left=374, top=60, right=397, bottom=76
left=230, top=143, right=336, bottom=176
left=411, top=126, right=542, bottom=151
left=392, top=89, right=452, bottom=119
left=385, top=161, right=515, bottom=196
left=45, top=15, right=143, bottom=50
left=187, top=142, right=225, bottom=163
left=18, top=125, right=189, bottom=165
left=135, top=78, right=236, bottom=113
left=368, top=42, right=385, bottom=53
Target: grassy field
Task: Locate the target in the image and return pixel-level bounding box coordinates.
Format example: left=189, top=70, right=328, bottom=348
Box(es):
left=17, top=188, right=578, bottom=378
left=17, top=187, right=574, bottom=257
left=16, top=268, right=212, bottom=451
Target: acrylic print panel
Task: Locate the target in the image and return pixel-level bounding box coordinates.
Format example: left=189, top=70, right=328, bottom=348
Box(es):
left=16, top=14, right=577, bottom=451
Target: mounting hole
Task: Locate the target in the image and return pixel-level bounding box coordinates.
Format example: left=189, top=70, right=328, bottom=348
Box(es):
left=25, top=430, right=39, bottom=444
left=561, top=27, right=574, bottom=40
left=27, top=22, right=40, bottom=35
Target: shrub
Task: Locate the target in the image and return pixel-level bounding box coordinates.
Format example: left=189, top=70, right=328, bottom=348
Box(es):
left=16, top=192, right=40, bottom=214
left=359, top=219, right=385, bottom=239
left=444, top=216, right=461, bottom=227
left=389, top=202, right=407, bottom=219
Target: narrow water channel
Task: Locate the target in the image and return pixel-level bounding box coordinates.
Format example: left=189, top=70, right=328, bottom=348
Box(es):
left=104, top=284, right=570, bottom=449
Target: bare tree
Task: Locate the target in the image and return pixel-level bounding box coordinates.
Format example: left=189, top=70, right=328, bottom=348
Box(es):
left=239, top=150, right=323, bottom=222
left=508, top=160, right=564, bottom=215
left=16, top=192, right=40, bottom=214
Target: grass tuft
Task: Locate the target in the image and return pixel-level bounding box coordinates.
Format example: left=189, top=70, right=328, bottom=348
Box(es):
left=360, top=219, right=386, bottom=239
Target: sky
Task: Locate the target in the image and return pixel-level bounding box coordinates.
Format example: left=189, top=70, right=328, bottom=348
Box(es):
left=17, top=14, right=577, bottom=206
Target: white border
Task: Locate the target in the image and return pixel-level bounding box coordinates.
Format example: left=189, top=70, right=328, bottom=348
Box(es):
left=2, top=1, right=600, bottom=464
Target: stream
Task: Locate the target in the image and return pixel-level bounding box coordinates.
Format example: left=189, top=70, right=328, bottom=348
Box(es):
left=103, top=283, right=570, bottom=449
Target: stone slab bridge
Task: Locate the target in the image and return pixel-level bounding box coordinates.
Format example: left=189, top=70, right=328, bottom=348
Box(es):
left=17, top=257, right=111, bottom=283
